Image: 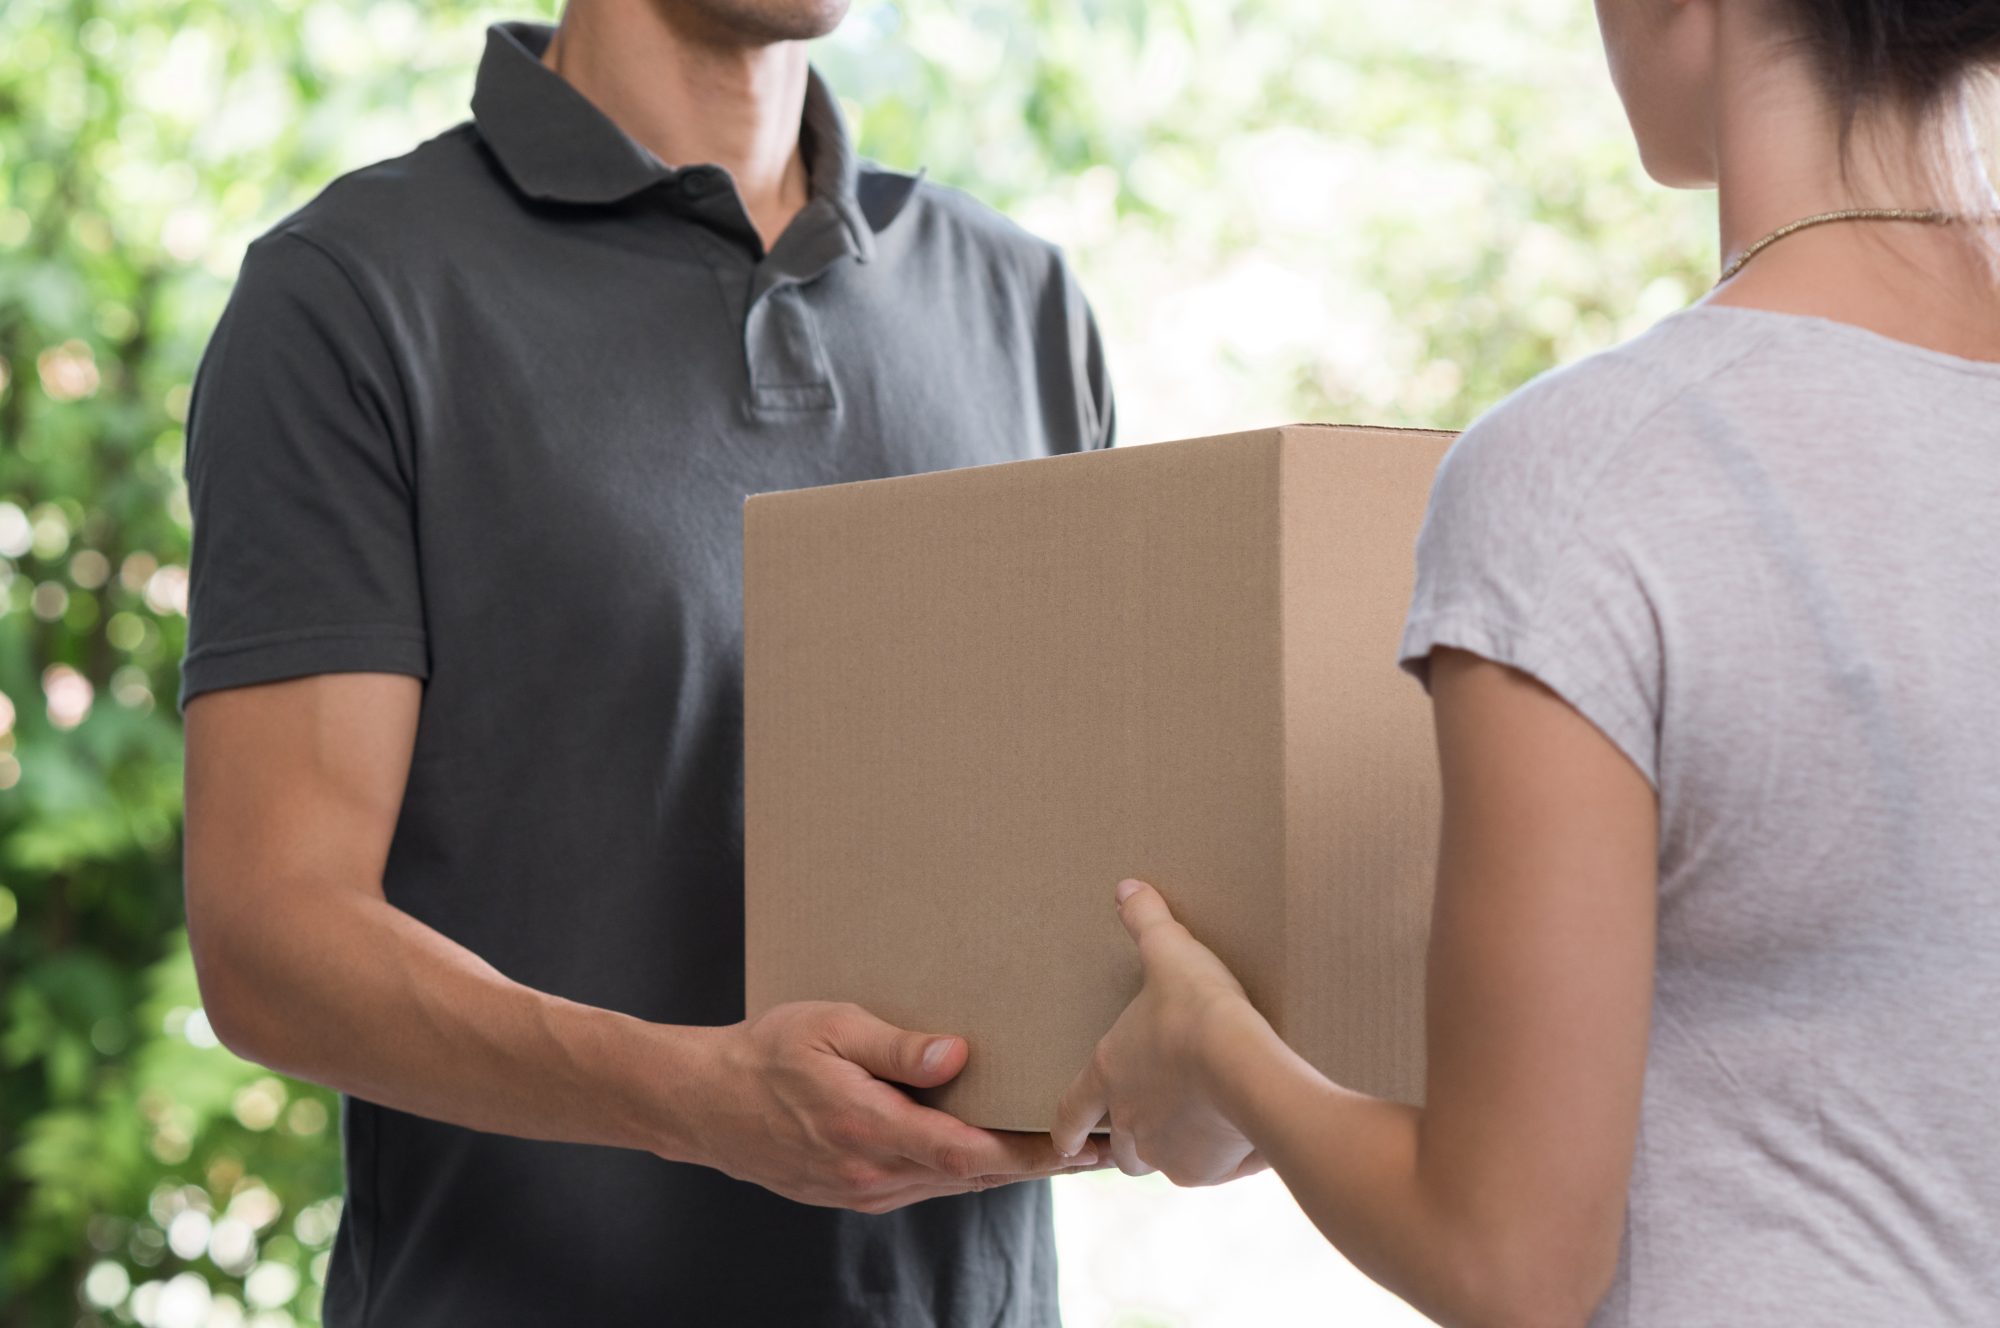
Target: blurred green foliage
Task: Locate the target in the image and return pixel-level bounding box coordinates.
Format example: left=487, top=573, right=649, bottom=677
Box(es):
left=1, top=0, right=1711, bottom=1324
left=2, top=3, right=516, bottom=1321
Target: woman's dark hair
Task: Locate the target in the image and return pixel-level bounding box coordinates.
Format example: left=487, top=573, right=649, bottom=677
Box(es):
left=1776, top=0, right=2000, bottom=118
left=1768, top=1, right=2000, bottom=273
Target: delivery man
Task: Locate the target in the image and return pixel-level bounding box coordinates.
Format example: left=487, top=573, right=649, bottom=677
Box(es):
left=175, top=1, right=1114, bottom=1323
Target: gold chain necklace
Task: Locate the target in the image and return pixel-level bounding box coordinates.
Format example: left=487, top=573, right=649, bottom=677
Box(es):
left=1717, top=208, right=1959, bottom=284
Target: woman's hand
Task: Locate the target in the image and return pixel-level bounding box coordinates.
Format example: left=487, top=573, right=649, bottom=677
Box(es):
left=1050, top=878, right=1273, bottom=1186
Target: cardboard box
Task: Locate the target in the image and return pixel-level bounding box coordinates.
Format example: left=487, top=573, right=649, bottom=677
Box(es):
left=744, top=424, right=1453, bottom=1131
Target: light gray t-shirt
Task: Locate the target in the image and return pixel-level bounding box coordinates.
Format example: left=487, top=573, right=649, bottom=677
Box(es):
left=1397, top=304, right=2000, bottom=1325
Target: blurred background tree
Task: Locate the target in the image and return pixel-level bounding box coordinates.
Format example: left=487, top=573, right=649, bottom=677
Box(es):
left=0, top=0, right=1712, bottom=1323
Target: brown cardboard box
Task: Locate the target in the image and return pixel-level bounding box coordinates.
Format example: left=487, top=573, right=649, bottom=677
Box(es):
left=744, top=424, right=1453, bottom=1131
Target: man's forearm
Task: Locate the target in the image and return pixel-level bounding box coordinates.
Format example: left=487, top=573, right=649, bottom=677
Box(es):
left=192, top=882, right=721, bottom=1163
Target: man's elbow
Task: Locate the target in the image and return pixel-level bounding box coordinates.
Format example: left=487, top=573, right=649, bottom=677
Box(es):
left=184, top=893, right=285, bottom=1067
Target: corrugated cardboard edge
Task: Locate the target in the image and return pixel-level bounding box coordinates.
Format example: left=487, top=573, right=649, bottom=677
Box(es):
left=1277, top=424, right=1453, bottom=1107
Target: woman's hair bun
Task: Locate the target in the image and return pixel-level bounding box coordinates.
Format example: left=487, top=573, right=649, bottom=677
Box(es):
left=1780, top=1, right=2000, bottom=108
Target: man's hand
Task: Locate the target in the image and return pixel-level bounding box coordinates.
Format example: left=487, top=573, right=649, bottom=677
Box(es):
left=686, top=1000, right=1103, bottom=1213
left=1050, top=879, right=1268, bottom=1187
left=186, top=674, right=1097, bottom=1214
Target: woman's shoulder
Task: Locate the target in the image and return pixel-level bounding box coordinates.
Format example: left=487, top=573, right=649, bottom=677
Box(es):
left=1439, top=306, right=1788, bottom=510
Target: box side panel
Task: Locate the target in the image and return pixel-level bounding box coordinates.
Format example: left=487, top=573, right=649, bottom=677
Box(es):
left=745, top=432, right=1289, bottom=1130
left=1278, top=426, right=1454, bottom=1107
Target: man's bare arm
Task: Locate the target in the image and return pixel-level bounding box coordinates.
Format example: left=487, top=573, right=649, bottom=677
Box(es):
left=184, top=672, right=1096, bottom=1212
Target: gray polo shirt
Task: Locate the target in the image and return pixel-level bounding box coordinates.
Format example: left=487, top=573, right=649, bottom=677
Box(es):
left=180, top=21, right=1112, bottom=1327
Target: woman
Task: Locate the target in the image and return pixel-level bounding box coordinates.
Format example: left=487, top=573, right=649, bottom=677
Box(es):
left=1051, top=3, right=2000, bottom=1324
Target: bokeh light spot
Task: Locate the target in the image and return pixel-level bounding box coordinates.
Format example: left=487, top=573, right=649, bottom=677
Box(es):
left=35, top=339, right=101, bottom=402
left=156, top=1269, right=214, bottom=1328
left=42, top=664, right=94, bottom=729
left=90, top=1017, right=128, bottom=1054
left=183, top=1008, right=219, bottom=1049
left=0, top=503, right=28, bottom=557
left=70, top=548, right=110, bottom=588
left=144, top=563, right=189, bottom=615
left=166, top=1208, right=212, bottom=1260
left=30, top=503, right=70, bottom=558
left=227, top=1183, right=283, bottom=1233
left=30, top=581, right=68, bottom=621
left=244, top=1261, right=300, bottom=1310
left=120, top=549, right=159, bottom=590
left=112, top=664, right=154, bottom=710
left=232, top=1078, right=287, bottom=1131
left=210, top=1215, right=259, bottom=1275
left=286, top=1097, right=329, bottom=1137
left=108, top=612, right=147, bottom=651
left=81, top=1259, right=130, bottom=1309
left=150, top=1122, right=192, bottom=1164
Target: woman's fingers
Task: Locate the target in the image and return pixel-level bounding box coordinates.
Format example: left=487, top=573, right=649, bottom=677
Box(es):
left=1114, top=877, right=1178, bottom=946
left=1222, top=1149, right=1269, bottom=1182
left=1107, top=1126, right=1157, bottom=1177
left=1051, top=1053, right=1110, bottom=1158
left=1050, top=881, right=1217, bottom=1169
left=1216, top=1152, right=1264, bottom=1184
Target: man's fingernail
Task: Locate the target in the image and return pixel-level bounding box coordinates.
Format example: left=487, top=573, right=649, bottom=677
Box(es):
left=921, top=1038, right=954, bottom=1074
left=1115, top=879, right=1143, bottom=904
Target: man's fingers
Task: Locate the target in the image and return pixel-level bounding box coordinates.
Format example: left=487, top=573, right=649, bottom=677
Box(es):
left=866, top=1158, right=1110, bottom=1213
left=823, top=1005, right=967, bottom=1088
left=956, top=1156, right=1115, bottom=1191
left=1050, top=1054, right=1109, bottom=1157
left=875, top=1099, right=1099, bottom=1179
left=934, top=1126, right=1098, bottom=1177
left=1114, top=877, right=1178, bottom=947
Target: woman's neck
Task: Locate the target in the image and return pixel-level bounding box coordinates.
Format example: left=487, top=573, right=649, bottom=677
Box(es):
left=1702, top=23, right=2000, bottom=361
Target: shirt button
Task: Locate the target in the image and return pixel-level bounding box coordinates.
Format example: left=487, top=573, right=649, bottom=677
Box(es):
left=679, top=169, right=721, bottom=198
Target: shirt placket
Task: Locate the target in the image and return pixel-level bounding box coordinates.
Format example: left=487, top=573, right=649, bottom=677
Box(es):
left=671, top=170, right=858, bottom=422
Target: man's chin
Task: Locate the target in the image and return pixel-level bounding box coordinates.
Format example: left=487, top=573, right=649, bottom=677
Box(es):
left=668, top=0, right=853, bottom=45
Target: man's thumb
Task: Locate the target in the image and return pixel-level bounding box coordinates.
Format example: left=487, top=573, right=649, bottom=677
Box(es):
left=831, top=1011, right=968, bottom=1088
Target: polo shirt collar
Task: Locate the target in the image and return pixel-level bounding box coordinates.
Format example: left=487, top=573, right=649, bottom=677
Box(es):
left=471, top=21, right=883, bottom=258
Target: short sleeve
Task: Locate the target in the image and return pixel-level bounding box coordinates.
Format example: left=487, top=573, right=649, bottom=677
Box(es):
left=1066, top=261, right=1116, bottom=451
left=178, top=231, right=428, bottom=712
left=1397, top=385, right=1664, bottom=789
left=1034, top=248, right=1116, bottom=454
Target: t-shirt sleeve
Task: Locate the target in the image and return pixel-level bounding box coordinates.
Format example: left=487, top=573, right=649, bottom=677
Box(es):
left=1036, top=248, right=1115, bottom=453
left=178, top=230, right=428, bottom=712
left=1067, top=261, right=1117, bottom=451
left=1397, top=385, right=1664, bottom=788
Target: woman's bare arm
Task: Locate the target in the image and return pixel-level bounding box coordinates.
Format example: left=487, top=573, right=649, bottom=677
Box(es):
left=1056, top=646, right=1658, bottom=1326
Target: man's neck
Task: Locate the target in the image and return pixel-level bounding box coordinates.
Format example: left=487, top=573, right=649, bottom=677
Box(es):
left=542, top=0, right=813, bottom=251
